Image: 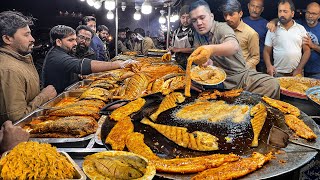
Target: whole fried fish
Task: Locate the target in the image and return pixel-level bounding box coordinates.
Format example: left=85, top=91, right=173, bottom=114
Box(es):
left=250, top=103, right=267, bottom=147
left=141, top=118, right=219, bottom=151
left=109, top=98, right=146, bottom=121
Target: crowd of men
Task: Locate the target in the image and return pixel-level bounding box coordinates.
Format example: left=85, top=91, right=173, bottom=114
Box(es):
left=0, top=0, right=319, bottom=153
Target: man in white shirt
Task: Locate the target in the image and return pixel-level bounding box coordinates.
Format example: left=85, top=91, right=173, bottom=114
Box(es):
left=263, top=0, right=310, bottom=77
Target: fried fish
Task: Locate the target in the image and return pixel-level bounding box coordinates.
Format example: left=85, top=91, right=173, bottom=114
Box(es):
left=284, top=114, right=317, bottom=140
left=262, top=96, right=300, bottom=117
left=109, top=98, right=146, bottom=121
left=80, top=87, right=111, bottom=102
left=141, top=118, right=219, bottom=151
left=250, top=103, right=267, bottom=147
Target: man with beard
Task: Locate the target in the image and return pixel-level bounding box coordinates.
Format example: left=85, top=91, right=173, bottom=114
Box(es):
left=263, top=0, right=310, bottom=77
left=243, top=0, right=268, bottom=73
left=75, top=25, right=96, bottom=60
left=221, top=0, right=259, bottom=70
left=169, top=5, right=194, bottom=69
left=97, top=25, right=110, bottom=61
left=189, top=0, right=279, bottom=99
left=42, top=25, right=135, bottom=93
left=118, top=28, right=132, bottom=53
left=0, top=11, right=57, bottom=123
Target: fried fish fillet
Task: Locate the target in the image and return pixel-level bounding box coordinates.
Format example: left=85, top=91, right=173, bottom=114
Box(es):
left=105, top=116, right=134, bottom=151
left=150, top=92, right=185, bottom=121
left=284, top=114, right=317, bottom=140
left=80, top=87, right=111, bottom=102
left=185, top=56, right=194, bottom=97
left=30, top=116, right=98, bottom=138
left=152, top=153, right=240, bottom=174
left=191, top=152, right=273, bottom=180
left=262, top=96, right=300, bottom=117
left=124, top=73, right=150, bottom=100
left=51, top=99, right=106, bottom=110
left=250, top=103, right=267, bottom=147
left=162, top=76, right=185, bottom=95
left=141, top=118, right=219, bottom=151
left=109, top=98, right=146, bottom=121
left=126, top=132, right=160, bottom=160
left=48, top=106, right=101, bottom=119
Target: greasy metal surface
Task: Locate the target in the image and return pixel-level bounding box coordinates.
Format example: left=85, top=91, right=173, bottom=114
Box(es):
left=39, top=91, right=83, bottom=109
left=64, top=79, right=93, bottom=91
left=1, top=151, right=87, bottom=180
left=94, top=116, right=107, bottom=145
left=14, top=109, right=95, bottom=145
left=101, top=90, right=319, bottom=179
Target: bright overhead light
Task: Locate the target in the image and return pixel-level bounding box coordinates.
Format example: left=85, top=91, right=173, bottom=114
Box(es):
left=80, top=0, right=85, bottom=2
left=173, top=14, right=179, bottom=22
left=87, top=0, right=95, bottom=6
left=104, top=0, right=115, bottom=10
left=159, top=10, right=166, bottom=24
left=121, top=2, right=126, bottom=11
left=106, top=10, right=114, bottom=19
left=141, top=0, right=152, bottom=14
left=94, top=1, right=102, bottom=9
left=134, top=6, right=141, bottom=20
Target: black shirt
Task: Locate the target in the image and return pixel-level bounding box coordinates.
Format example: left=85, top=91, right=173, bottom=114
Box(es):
left=42, top=46, right=92, bottom=93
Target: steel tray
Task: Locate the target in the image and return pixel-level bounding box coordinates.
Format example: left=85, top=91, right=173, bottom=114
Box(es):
left=40, top=91, right=83, bottom=109
left=65, top=79, right=93, bottom=91
left=1, top=151, right=86, bottom=180
left=14, top=109, right=94, bottom=145
left=94, top=115, right=107, bottom=145
left=306, top=86, right=320, bottom=111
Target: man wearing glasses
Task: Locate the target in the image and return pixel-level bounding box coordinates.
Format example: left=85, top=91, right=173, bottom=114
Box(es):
left=75, top=25, right=96, bottom=60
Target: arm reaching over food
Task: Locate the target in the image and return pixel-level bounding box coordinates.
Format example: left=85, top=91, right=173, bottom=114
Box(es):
left=0, top=121, right=29, bottom=153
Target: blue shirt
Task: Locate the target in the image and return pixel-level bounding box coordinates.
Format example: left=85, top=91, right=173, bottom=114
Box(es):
left=296, top=19, right=320, bottom=74
left=90, top=35, right=106, bottom=61
left=243, top=16, right=268, bottom=63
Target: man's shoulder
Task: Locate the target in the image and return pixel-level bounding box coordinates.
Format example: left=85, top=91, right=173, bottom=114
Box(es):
left=243, top=23, right=259, bottom=36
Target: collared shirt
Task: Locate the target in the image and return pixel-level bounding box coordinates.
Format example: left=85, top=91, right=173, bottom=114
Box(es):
left=265, top=20, right=307, bottom=73
left=0, top=47, right=49, bottom=124
left=234, top=20, right=260, bottom=69
left=42, top=46, right=92, bottom=93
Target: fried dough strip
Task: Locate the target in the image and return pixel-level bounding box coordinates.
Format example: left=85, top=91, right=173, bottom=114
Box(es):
left=284, top=115, right=317, bottom=140
left=109, top=98, right=146, bottom=121
left=126, top=132, right=160, bottom=160
left=262, top=96, right=300, bottom=117
left=250, top=103, right=267, bottom=147
left=150, top=92, right=185, bottom=121
left=191, top=152, right=273, bottom=180
left=105, top=117, right=134, bottom=150
left=141, top=118, right=219, bottom=151
left=152, top=154, right=239, bottom=174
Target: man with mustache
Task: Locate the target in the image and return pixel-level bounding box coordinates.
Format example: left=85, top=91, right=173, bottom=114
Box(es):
left=0, top=11, right=57, bottom=123
left=117, top=28, right=132, bottom=53
left=75, top=25, right=96, bottom=60
left=243, top=0, right=268, bottom=73
left=221, top=0, right=259, bottom=70
left=97, top=25, right=111, bottom=61
left=189, top=0, right=279, bottom=99
left=42, top=25, right=135, bottom=94
left=263, top=0, right=310, bottom=77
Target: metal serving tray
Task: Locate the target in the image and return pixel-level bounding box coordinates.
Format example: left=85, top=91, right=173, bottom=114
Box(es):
left=94, top=115, right=107, bottom=145
left=14, top=109, right=94, bottom=145
left=1, top=151, right=86, bottom=180
left=65, top=79, right=93, bottom=91
left=40, top=91, right=83, bottom=109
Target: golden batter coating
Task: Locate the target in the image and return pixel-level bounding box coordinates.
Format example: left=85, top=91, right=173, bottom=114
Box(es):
left=285, top=114, right=317, bottom=140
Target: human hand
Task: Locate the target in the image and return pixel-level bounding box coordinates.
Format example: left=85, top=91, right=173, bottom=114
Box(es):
left=266, top=65, right=276, bottom=76
left=189, top=46, right=213, bottom=65
left=303, top=35, right=314, bottom=49
left=201, top=59, right=214, bottom=67
left=119, top=59, right=138, bottom=68
left=169, top=47, right=180, bottom=53
left=0, top=121, right=29, bottom=153
left=292, top=68, right=303, bottom=77
left=41, top=85, right=57, bottom=100
left=266, top=21, right=277, bottom=32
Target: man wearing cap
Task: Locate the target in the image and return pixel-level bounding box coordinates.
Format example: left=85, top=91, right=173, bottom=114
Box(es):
left=170, top=5, right=194, bottom=69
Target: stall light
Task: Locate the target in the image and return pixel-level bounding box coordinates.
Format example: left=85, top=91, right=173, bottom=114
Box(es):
left=173, top=13, right=179, bottom=22
left=94, top=0, right=102, bottom=9
left=159, top=10, right=166, bottom=24
left=106, top=10, right=114, bottom=19
left=141, top=0, right=152, bottom=14
left=104, top=0, right=115, bottom=10
left=134, top=6, right=141, bottom=20
left=121, top=2, right=126, bottom=11
left=80, top=0, right=85, bottom=2
left=87, top=0, right=95, bottom=6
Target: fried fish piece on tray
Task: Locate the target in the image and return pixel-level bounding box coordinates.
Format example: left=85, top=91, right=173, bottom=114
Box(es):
left=250, top=102, right=267, bottom=147
left=284, top=114, right=317, bottom=140
left=79, top=87, right=111, bottom=102
left=29, top=116, right=98, bottom=138
left=262, top=96, right=300, bottom=117
left=150, top=92, right=185, bottom=121
left=141, top=118, right=219, bottom=151
left=109, top=97, right=146, bottom=121
left=48, top=105, right=101, bottom=119
left=105, top=116, right=134, bottom=151
left=191, top=152, right=273, bottom=180
left=126, top=132, right=160, bottom=160
left=123, top=73, right=150, bottom=100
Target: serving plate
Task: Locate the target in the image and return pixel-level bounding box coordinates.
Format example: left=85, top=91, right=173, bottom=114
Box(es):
left=100, top=90, right=320, bottom=179
left=191, top=65, right=226, bottom=86
left=278, top=77, right=320, bottom=99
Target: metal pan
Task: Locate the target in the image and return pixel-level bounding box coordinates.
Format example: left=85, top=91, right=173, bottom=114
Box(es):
left=101, top=90, right=320, bottom=179
left=14, top=109, right=94, bottom=146
left=306, top=86, right=320, bottom=111
left=1, top=151, right=86, bottom=180
left=65, top=79, right=93, bottom=91
left=39, top=91, right=83, bottom=109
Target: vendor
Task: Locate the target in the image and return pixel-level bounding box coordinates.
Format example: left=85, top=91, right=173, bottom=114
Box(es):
left=189, top=0, right=280, bottom=99
left=42, top=25, right=135, bottom=94
left=170, top=5, right=194, bottom=69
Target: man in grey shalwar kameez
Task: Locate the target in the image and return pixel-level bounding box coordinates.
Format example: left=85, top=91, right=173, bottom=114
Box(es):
left=189, top=0, right=280, bottom=99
